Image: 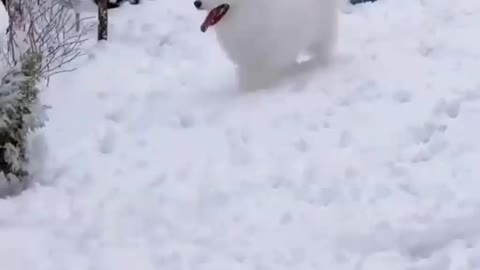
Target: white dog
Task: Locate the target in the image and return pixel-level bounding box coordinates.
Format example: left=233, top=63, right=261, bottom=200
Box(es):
left=194, top=0, right=339, bottom=90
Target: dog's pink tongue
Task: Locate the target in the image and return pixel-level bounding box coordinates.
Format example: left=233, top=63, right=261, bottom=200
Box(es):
left=200, top=9, right=217, bottom=32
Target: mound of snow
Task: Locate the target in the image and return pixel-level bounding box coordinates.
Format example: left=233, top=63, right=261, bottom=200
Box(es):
left=0, top=2, right=6, bottom=30
left=0, top=2, right=8, bottom=54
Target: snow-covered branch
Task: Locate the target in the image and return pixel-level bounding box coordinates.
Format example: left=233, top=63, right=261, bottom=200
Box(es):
left=2, top=0, right=93, bottom=82
left=0, top=0, right=92, bottom=187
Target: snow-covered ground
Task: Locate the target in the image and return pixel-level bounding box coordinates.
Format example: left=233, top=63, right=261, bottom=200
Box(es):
left=2, top=0, right=480, bottom=269
left=0, top=1, right=10, bottom=59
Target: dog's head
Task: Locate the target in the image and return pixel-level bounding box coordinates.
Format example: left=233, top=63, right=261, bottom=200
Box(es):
left=193, top=0, right=232, bottom=32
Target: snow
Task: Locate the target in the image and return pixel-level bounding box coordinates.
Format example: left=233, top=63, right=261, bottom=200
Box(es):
left=2, top=0, right=480, bottom=269
left=0, top=1, right=8, bottom=57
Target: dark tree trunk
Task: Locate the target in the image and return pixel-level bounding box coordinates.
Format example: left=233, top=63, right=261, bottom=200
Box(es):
left=350, top=0, right=378, bottom=4
left=98, top=0, right=108, bottom=40
left=75, top=12, right=80, bottom=32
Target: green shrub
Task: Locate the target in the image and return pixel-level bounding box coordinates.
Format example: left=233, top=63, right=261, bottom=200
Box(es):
left=0, top=52, right=47, bottom=183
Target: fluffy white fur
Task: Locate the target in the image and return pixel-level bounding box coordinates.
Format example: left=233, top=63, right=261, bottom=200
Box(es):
left=196, top=0, right=339, bottom=90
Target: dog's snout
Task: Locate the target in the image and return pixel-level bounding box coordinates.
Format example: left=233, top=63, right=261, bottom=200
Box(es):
left=194, top=0, right=202, bottom=9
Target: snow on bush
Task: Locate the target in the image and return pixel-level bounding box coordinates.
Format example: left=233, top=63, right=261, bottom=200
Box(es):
left=0, top=0, right=92, bottom=192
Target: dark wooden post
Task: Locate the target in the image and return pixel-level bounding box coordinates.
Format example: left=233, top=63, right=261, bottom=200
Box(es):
left=97, top=0, right=108, bottom=40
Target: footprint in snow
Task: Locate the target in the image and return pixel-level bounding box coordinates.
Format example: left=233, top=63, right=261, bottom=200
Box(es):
left=98, top=127, right=116, bottom=154
left=410, top=121, right=447, bottom=145
left=105, top=109, right=125, bottom=123
left=433, top=98, right=461, bottom=119
left=293, top=138, right=309, bottom=153
left=392, top=89, right=412, bottom=103
left=407, top=120, right=449, bottom=163
left=141, top=23, right=154, bottom=33
left=338, top=130, right=353, bottom=148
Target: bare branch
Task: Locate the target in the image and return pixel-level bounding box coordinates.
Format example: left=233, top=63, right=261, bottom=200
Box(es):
left=1, top=0, right=94, bottom=81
